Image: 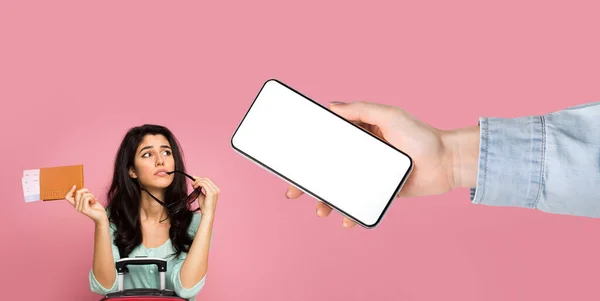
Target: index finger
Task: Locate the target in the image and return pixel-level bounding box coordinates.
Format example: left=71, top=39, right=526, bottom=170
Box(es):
left=64, top=185, right=76, bottom=205
left=329, top=101, right=397, bottom=127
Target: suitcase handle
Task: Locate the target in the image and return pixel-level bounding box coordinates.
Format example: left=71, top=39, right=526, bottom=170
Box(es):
left=116, top=257, right=167, bottom=291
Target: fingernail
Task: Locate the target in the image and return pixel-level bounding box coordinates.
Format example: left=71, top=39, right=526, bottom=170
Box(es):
left=316, top=209, right=322, bottom=216
left=330, top=101, right=345, bottom=105
left=285, top=190, right=290, bottom=199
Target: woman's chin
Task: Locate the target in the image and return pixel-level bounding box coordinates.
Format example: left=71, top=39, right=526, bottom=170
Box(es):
left=156, top=182, right=173, bottom=189
left=143, top=179, right=173, bottom=189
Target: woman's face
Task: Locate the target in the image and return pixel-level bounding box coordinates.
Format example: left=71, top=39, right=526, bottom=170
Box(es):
left=129, top=134, right=176, bottom=190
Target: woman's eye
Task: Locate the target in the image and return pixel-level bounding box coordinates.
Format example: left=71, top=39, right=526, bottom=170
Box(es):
left=142, top=153, right=150, bottom=158
left=162, top=150, right=172, bottom=156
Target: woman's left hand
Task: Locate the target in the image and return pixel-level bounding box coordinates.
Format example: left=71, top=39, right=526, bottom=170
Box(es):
left=192, top=176, right=220, bottom=215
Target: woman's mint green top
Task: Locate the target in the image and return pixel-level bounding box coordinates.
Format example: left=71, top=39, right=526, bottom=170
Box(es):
left=89, top=213, right=206, bottom=300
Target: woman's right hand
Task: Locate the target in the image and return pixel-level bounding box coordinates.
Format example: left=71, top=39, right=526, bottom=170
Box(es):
left=65, top=185, right=107, bottom=224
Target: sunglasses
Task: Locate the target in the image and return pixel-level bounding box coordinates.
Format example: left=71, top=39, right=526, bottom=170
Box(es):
left=144, top=170, right=204, bottom=219
left=166, top=170, right=203, bottom=214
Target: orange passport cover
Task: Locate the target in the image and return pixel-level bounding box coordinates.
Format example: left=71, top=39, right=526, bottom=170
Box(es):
left=40, top=164, right=84, bottom=201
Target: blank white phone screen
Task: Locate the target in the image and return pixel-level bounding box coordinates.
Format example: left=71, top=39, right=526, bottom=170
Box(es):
left=231, top=79, right=413, bottom=228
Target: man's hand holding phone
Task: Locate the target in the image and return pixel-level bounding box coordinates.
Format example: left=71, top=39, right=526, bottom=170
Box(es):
left=284, top=101, right=480, bottom=228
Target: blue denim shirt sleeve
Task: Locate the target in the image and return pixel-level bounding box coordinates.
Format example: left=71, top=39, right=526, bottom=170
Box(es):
left=470, top=101, right=600, bottom=218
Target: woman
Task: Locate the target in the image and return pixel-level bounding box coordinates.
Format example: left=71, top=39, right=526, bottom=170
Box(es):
left=64, top=124, right=219, bottom=300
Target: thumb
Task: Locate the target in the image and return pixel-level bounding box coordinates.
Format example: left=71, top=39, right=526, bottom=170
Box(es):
left=328, top=101, right=396, bottom=127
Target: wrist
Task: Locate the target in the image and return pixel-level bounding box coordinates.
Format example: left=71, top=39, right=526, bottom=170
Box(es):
left=94, top=215, right=109, bottom=228
left=441, top=124, right=480, bottom=190
left=201, top=210, right=215, bottom=221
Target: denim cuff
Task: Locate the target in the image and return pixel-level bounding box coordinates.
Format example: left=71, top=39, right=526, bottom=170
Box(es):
left=469, top=115, right=545, bottom=209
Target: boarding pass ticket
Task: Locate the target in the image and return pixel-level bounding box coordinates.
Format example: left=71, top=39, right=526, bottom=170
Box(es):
left=22, top=169, right=40, bottom=203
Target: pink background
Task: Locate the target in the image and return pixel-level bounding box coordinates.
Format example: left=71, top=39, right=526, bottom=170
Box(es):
left=1, top=1, right=600, bottom=300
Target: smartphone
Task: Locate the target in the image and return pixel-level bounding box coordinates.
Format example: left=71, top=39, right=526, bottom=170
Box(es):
left=231, top=79, right=413, bottom=228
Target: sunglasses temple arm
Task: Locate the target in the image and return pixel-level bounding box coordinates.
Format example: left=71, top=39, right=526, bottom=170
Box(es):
left=172, top=170, right=196, bottom=182
left=141, top=188, right=169, bottom=208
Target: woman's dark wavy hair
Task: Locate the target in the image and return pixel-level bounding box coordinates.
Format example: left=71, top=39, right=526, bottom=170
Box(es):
left=106, top=124, right=194, bottom=259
